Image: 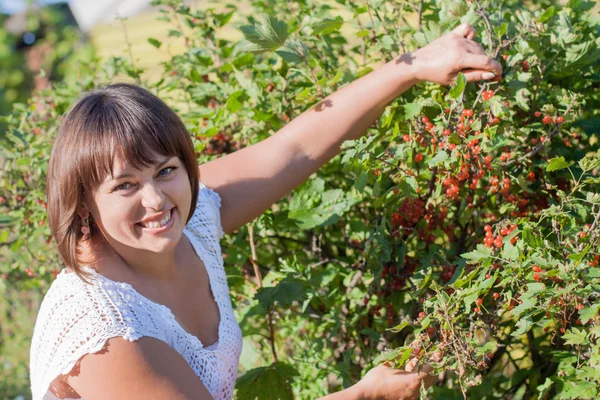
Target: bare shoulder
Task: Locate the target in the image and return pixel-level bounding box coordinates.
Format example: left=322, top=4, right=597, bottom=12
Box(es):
left=65, top=336, right=212, bottom=400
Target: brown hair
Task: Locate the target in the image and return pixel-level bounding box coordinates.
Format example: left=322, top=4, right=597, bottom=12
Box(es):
left=47, top=83, right=200, bottom=284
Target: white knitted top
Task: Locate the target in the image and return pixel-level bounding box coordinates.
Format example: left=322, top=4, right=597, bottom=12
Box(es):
left=29, top=182, right=243, bottom=400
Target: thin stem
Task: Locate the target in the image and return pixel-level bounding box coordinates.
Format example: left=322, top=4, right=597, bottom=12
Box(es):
left=248, top=225, right=278, bottom=363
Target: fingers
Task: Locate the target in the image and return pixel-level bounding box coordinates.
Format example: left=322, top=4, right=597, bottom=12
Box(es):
left=461, top=53, right=503, bottom=77
left=461, top=69, right=499, bottom=83
left=462, top=38, right=486, bottom=56
left=405, top=356, right=419, bottom=372
left=453, top=23, right=476, bottom=40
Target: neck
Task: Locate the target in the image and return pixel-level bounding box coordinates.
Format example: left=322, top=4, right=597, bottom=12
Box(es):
left=78, top=234, right=188, bottom=284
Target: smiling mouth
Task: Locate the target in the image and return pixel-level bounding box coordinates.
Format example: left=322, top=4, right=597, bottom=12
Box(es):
left=138, top=209, right=173, bottom=229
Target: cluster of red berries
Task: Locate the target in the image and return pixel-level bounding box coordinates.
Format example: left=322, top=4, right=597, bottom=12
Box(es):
left=390, top=198, right=426, bottom=230
left=419, top=205, right=448, bottom=243
left=483, top=223, right=517, bottom=248
left=534, top=111, right=565, bottom=125
left=440, top=264, right=456, bottom=283
left=380, top=258, right=418, bottom=294
left=482, top=90, right=495, bottom=101
left=520, top=60, right=530, bottom=72
left=204, top=132, right=235, bottom=155
left=589, top=255, right=600, bottom=267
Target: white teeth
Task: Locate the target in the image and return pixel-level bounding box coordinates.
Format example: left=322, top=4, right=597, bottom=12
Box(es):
left=141, top=210, right=171, bottom=229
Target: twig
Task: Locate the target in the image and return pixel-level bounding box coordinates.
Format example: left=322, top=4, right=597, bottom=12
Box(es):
left=474, top=0, right=494, bottom=53
left=248, top=225, right=278, bottom=363
left=119, top=18, right=141, bottom=85
left=417, top=0, right=424, bottom=32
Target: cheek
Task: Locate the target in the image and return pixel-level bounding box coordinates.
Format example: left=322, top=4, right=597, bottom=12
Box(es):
left=94, top=198, right=139, bottom=230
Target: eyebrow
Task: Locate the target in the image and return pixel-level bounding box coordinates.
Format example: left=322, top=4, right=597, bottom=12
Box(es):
left=110, top=157, right=173, bottom=181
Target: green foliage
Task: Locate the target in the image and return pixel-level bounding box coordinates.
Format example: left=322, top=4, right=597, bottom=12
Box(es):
left=1, top=0, right=599, bottom=399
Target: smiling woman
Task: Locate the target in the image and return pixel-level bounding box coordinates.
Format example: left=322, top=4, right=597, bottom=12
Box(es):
left=45, top=83, right=200, bottom=284
left=29, top=21, right=503, bottom=400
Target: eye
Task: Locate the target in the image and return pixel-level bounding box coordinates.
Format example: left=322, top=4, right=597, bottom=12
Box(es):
left=158, top=166, right=177, bottom=177
left=113, top=182, right=133, bottom=192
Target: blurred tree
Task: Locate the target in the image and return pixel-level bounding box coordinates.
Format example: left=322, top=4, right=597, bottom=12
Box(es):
left=0, top=4, right=89, bottom=123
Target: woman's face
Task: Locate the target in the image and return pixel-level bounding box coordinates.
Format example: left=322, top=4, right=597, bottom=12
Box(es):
left=86, top=154, right=192, bottom=254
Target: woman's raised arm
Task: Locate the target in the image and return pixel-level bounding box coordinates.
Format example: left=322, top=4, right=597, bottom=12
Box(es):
left=199, top=23, right=502, bottom=235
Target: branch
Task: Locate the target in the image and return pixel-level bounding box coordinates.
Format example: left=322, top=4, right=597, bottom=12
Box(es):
left=474, top=0, right=494, bottom=53
left=248, top=225, right=278, bottom=363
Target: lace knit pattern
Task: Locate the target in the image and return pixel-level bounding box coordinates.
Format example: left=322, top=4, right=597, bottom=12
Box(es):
left=29, top=182, right=243, bottom=400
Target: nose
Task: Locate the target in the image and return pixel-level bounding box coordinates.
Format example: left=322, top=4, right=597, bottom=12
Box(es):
left=140, top=183, right=165, bottom=210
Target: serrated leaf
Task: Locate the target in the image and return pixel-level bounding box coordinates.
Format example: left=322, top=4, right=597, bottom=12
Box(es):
left=236, top=362, right=298, bottom=400
left=240, top=15, right=288, bottom=51
left=389, top=321, right=409, bottom=333
left=428, top=150, right=448, bottom=167
left=539, top=6, right=555, bottom=23
left=404, top=102, right=422, bottom=120
left=462, top=245, right=492, bottom=261
left=275, top=39, right=308, bottom=63
left=148, top=38, right=162, bottom=48
left=562, top=328, right=587, bottom=345
left=254, top=278, right=307, bottom=308
left=579, top=303, right=600, bottom=325
left=448, top=132, right=462, bottom=145
left=579, top=155, right=600, bottom=172
left=312, top=17, right=344, bottom=35
left=546, top=156, right=574, bottom=172
left=512, top=316, right=534, bottom=336
left=502, top=242, right=519, bottom=261
left=373, top=347, right=403, bottom=364
left=449, top=73, right=467, bottom=99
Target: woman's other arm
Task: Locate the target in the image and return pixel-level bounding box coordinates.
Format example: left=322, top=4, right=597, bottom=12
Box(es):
left=199, top=23, right=501, bottom=235
left=66, top=337, right=213, bottom=400
left=318, top=360, right=438, bottom=400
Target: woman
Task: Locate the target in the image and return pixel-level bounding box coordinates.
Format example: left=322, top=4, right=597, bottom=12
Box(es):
left=29, top=23, right=501, bottom=400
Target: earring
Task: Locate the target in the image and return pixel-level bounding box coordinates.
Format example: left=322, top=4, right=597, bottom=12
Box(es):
left=81, top=217, right=90, bottom=239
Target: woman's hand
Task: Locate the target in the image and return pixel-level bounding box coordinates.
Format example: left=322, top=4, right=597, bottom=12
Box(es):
left=409, top=23, right=502, bottom=86
left=352, top=350, right=442, bottom=400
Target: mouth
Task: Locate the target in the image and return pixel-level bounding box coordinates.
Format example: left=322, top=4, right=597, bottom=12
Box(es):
left=137, top=208, right=175, bottom=233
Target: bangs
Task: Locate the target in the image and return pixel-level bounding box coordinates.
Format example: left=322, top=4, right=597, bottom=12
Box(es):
left=47, top=83, right=200, bottom=281
left=70, top=87, right=190, bottom=193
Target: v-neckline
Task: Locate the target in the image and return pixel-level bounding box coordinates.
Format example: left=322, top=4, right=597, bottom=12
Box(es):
left=64, top=229, right=223, bottom=351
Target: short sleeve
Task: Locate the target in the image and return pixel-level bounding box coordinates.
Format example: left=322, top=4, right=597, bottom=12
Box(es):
left=197, top=181, right=225, bottom=240
left=29, top=275, right=146, bottom=400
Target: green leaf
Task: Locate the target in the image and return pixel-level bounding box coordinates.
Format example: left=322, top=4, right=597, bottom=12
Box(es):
left=312, top=17, right=344, bottom=35
left=502, top=242, right=519, bottom=261
left=147, top=38, right=162, bottom=48
left=462, top=245, right=492, bottom=261
left=403, top=102, right=422, bottom=120
left=289, top=178, right=360, bottom=229
left=546, top=156, right=574, bottom=172
left=240, top=15, right=289, bottom=51
left=579, top=155, right=600, bottom=172
left=512, top=316, right=534, bottom=336
left=448, top=73, right=467, bottom=99
left=275, top=39, right=308, bottom=64
left=389, top=321, right=409, bottom=333
left=236, top=362, right=298, bottom=400
left=579, top=303, right=600, bottom=325
left=0, top=215, right=15, bottom=225
left=233, top=67, right=262, bottom=101
left=428, top=150, right=448, bottom=167
left=355, top=171, right=368, bottom=193
left=539, top=6, right=556, bottom=23
left=254, top=278, right=307, bottom=308
left=563, top=327, right=587, bottom=345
